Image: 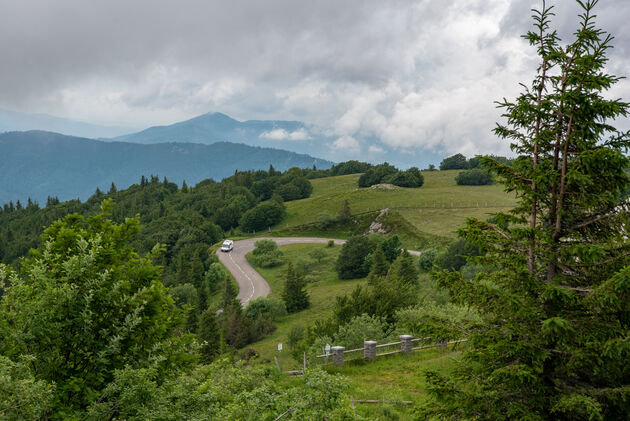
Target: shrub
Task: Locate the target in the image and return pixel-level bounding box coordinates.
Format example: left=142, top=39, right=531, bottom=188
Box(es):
left=335, top=235, right=377, bottom=279
left=455, top=169, right=493, bottom=185
left=418, top=248, right=438, bottom=272
left=245, top=297, right=287, bottom=320
left=327, top=240, right=335, bottom=248
left=334, top=314, right=394, bottom=350
left=251, top=240, right=284, bottom=268
left=239, top=200, right=285, bottom=233
left=440, top=153, right=468, bottom=170
left=316, top=210, right=335, bottom=229
left=434, top=238, right=482, bottom=272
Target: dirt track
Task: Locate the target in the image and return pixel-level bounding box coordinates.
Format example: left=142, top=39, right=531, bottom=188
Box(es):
left=216, top=237, right=419, bottom=306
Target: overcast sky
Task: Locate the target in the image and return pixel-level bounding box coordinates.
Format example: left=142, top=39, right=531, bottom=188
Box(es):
left=1, top=0, right=629, bottom=157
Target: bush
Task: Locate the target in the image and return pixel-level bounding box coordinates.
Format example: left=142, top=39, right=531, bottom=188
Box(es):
left=327, top=240, right=335, bottom=248
left=440, top=153, right=468, bottom=170
left=239, top=200, right=285, bottom=233
left=357, top=163, right=398, bottom=187
left=434, top=238, right=482, bottom=272
left=316, top=210, right=335, bottom=229
left=335, top=236, right=377, bottom=279
left=455, top=169, right=493, bottom=185
left=384, top=167, right=424, bottom=188
left=245, top=297, right=287, bottom=320
left=333, top=314, right=394, bottom=350
left=251, top=240, right=284, bottom=268
left=418, top=248, right=438, bottom=272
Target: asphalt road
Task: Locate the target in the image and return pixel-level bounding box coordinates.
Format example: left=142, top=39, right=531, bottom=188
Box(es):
left=216, top=237, right=419, bottom=307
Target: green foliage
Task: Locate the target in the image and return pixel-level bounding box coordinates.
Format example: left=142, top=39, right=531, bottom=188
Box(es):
left=282, top=262, right=310, bottom=313
left=251, top=239, right=285, bottom=267
left=389, top=250, right=419, bottom=285
left=244, top=296, right=287, bottom=320
left=381, top=234, right=402, bottom=262
left=368, top=245, right=389, bottom=280
left=316, top=210, right=336, bottom=229
left=424, top=2, right=630, bottom=419
left=418, top=247, right=438, bottom=272
left=197, top=309, right=221, bottom=363
left=0, top=201, right=191, bottom=414
left=396, top=302, right=482, bottom=341
left=239, top=200, right=286, bottom=232
left=333, top=314, right=394, bottom=350
left=384, top=167, right=424, bottom=188
left=439, top=153, right=468, bottom=170
left=434, top=238, right=481, bottom=272
left=86, top=361, right=357, bottom=420
left=335, top=235, right=377, bottom=279
left=455, top=168, right=494, bottom=185
left=0, top=356, right=54, bottom=420
left=309, top=247, right=328, bottom=264
left=338, top=199, right=352, bottom=223
left=357, top=163, right=424, bottom=188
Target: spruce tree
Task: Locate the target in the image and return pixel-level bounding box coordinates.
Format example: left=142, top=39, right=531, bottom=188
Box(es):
left=390, top=249, right=418, bottom=286
left=338, top=199, right=351, bottom=223
left=198, top=308, right=221, bottom=363
left=368, top=244, right=389, bottom=282
left=424, top=2, right=630, bottom=419
left=282, top=262, right=310, bottom=313
left=109, top=182, right=117, bottom=194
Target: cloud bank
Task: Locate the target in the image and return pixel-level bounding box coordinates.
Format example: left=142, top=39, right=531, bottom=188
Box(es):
left=1, top=0, right=628, bottom=159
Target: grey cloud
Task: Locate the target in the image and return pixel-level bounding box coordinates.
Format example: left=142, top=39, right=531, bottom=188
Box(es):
left=0, top=0, right=628, bottom=157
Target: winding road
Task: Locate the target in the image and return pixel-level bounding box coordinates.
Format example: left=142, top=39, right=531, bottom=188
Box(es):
left=216, top=237, right=420, bottom=306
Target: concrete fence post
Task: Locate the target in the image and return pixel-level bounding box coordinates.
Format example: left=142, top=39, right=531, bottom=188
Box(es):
left=332, top=346, right=345, bottom=366
left=364, top=340, right=377, bottom=361
left=400, top=335, right=413, bottom=355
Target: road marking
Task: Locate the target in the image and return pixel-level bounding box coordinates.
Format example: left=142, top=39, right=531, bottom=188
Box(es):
left=228, top=251, right=256, bottom=305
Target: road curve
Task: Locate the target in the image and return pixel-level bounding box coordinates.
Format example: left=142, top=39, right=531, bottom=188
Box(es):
left=216, top=237, right=419, bottom=307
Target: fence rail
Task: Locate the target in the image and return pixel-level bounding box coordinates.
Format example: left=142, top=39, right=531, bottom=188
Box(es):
left=316, top=335, right=467, bottom=366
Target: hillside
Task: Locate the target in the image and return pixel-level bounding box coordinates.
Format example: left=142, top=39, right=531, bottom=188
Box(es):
left=275, top=170, right=516, bottom=244
left=0, top=108, right=134, bottom=138
left=0, top=130, right=332, bottom=204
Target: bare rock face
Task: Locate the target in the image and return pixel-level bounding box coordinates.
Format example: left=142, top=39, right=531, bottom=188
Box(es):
left=366, top=208, right=389, bottom=234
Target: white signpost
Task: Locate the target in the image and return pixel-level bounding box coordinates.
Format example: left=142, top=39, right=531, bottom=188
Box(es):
left=277, top=343, right=283, bottom=371
left=325, top=343, right=331, bottom=364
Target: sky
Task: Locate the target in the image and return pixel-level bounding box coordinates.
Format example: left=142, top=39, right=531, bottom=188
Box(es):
left=1, top=0, right=629, bottom=159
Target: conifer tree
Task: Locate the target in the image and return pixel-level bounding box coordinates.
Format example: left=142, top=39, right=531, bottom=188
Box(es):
left=390, top=249, right=418, bottom=285
left=198, top=308, right=221, bottom=363
left=222, top=277, right=238, bottom=309
left=338, top=199, right=351, bottom=223
left=109, top=182, right=117, bottom=194
left=424, top=2, right=630, bottom=419
left=368, top=244, right=389, bottom=282
left=282, top=262, right=310, bottom=313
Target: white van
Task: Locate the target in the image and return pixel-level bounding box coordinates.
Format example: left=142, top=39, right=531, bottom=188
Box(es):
left=221, top=240, right=234, bottom=252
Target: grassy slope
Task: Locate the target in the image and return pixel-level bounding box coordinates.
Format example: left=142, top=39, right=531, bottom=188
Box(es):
left=247, top=243, right=463, bottom=420
left=238, top=172, right=514, bottom=419
left=247, top=243, right=367, bottom=363
left=280, top=170, right=515, bottom=240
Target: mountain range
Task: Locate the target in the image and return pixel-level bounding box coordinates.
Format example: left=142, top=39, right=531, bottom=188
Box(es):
left=0, top=131, right=332, bottom=205
left=0, top=108, right=135, bottom=139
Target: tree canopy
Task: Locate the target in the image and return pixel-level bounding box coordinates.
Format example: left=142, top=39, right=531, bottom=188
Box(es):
left=424, top=1, right=630, bottom=419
